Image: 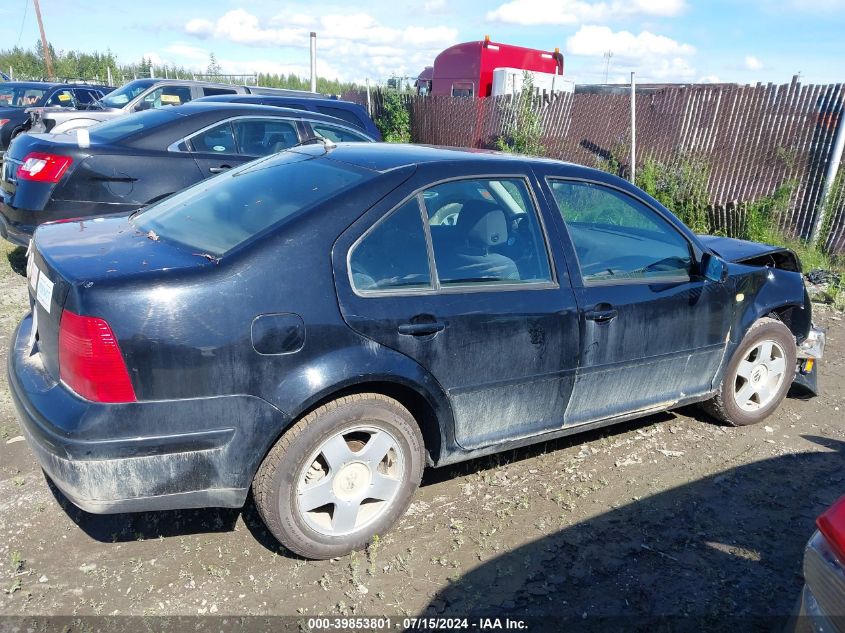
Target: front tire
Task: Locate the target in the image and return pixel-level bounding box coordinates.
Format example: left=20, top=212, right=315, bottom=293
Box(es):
left=702, top=317, right=796, bottom=426
left=252, top=393, right=425, bottom=559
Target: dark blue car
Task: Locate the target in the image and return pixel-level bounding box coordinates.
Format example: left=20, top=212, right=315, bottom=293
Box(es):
left=8, top=143, right=825, bottom=559
left=194, top=93, right=382, bottom=140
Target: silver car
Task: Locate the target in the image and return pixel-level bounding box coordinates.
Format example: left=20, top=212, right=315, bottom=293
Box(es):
left=793, top=496, right=845, bottom=632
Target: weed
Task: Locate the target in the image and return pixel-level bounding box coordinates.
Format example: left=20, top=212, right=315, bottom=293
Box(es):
left=496, top=72, right=544, bottom=156
left=366, top=534, right=380, bottom=576
left=9, top=551, right=24, bottom=573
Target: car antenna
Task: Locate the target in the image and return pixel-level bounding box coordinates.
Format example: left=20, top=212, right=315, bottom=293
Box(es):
left=290, top=135, right=337, bottom=152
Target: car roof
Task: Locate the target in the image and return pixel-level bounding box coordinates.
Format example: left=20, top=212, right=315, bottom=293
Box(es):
left=174, top=102, right=375, bottom=129
left=0, top=81, right=62, bottom=89
left=312, top=142, right=570, bottom=172
left=200, top=94, right=360, bottom=107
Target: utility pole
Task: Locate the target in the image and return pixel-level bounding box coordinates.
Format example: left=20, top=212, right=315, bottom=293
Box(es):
left=630, top=71, right=636, bottom=184
left=310, top=32, right=317, bottom=93
left=32, top=0, right=55, bottom=80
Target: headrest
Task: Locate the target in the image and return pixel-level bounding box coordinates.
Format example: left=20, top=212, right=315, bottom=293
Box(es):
left=456, top=200, right=508, bottom=248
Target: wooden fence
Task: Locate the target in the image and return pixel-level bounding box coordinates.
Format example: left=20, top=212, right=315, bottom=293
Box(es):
left=344, top=80, right=845, bottom=253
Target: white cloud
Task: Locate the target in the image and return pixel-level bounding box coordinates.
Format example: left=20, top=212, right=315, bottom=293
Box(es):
left=486, top=0, right=685, bottom=25
left=699, top=74, right=722, bottom=83
left=180, top=9, right=458, bottom=82
left=567, top=25, right=695, bottom=60
left=566, top=25, right=696, bottom=82
left=164, top=42, right=209, bottom=62
left=744, top=55, right=763, bottom=70
left=424, top=0, right=447, bottom=12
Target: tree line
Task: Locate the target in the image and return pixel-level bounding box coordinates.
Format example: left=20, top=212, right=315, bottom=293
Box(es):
left=0, top=43, right=363, bottom=94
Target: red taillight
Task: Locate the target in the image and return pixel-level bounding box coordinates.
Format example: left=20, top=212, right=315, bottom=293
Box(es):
left=817, top=495, right=845, bottom=563
left=0, top=119, right=9, bottom=128
left=16, top=151, right=73, bottom=183
left=58, top=309, right=136, bottom=403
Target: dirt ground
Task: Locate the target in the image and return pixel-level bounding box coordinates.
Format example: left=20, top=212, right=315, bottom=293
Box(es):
left=0, top=240, right=843, bottom=628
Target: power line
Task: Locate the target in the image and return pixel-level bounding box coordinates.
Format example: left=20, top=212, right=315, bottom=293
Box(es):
left=14, top=0, right=29, bottom=48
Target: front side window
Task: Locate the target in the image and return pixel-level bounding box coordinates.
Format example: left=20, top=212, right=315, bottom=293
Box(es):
left=136, top=85, right=193, bottom=110
left=549, top=180, right=692, bottom=284
left=45, top=89, right=75, bottom=107
left=349, top=177, right=553, bottom=294
left=312, top=123, right=371, bottom=143
left=349, top=199, right=432, bottom=292
left=190, top=122, right=237, bottom=154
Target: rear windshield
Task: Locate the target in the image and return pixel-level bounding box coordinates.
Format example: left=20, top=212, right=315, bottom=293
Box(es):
left=132, top=152, right=370, bottom=256
left=87, top=108, right=181, bottom=143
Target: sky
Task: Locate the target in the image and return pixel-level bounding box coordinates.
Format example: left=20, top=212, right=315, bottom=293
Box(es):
left=0, top=0, right=843, bottom=85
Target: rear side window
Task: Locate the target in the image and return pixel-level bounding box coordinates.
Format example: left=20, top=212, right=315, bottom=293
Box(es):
left=203, top=87, right=238, bottom=96
left=132, top=153, right=369, bottom=256
left=349, top=199, right=432, bottom=292
left=423, top=178, right=551, bottom=287
left=349, top=177, right=553, bottom=294
left=316, top=106, right=365, bottom=130
left=549, top=180, right=692, bottom=284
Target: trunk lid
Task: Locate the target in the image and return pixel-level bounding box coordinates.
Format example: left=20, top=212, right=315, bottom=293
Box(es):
left=28, top=215, right=212, bottom=382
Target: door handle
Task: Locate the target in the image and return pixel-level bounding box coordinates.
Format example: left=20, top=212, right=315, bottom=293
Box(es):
left=585, top=308, right=618, bottom=323
left=398, top=322, right=445, bottom=336
left=209, top=165, right=231, bottom=174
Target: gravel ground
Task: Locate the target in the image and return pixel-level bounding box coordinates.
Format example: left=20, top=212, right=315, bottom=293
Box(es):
left=0, top=241, right=842, bottom=628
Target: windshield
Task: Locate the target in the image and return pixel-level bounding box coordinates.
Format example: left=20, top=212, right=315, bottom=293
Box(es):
left=88, top=108, right=180, bottom=143
left=0, top=86, right=47, bottom=108
left=100, top=80, right=155, bottom=108
left=131, top=151, right=371, bottom=256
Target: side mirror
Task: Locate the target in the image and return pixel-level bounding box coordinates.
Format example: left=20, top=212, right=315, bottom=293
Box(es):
left=134, top=100, right=152, bottom=112
left=701, top=252, right=728, bottom=283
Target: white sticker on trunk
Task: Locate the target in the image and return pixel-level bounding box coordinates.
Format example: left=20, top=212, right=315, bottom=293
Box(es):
left=28, top=261, right=39, bottom=291
left=36, top=273, right=54, bottom=313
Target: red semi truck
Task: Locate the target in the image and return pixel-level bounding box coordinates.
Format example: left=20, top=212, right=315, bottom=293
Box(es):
left=416, top=36, right=566, bottom=98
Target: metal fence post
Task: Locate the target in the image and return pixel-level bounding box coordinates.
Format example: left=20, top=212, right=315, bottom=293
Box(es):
left=811, top=106, right=845, bottom=245
left=630, top=71, right=636, bottom=184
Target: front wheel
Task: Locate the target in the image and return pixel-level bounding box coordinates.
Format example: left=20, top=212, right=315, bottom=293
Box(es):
left=252, top=393, right=425, bottom=559
left=702, top=317, right=796, bottom=426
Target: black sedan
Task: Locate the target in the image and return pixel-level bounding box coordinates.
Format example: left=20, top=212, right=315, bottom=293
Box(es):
left=9, top=143, right=825, bottom=559
left=0, top=102, right=375, bottom=245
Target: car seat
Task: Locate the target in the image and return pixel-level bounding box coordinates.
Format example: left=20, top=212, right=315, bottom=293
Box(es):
left=436, top=200, right=520, bottom=283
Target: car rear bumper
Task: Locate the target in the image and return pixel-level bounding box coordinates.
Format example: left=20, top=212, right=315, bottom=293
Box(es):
left=8, top=313, right=288, bottom=514
left=789, top=532, right=845, bottom=633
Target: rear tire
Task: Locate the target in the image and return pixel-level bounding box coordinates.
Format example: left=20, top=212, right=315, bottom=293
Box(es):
left=701, top=317, right=796, bottom=426
left=252, top=393, right=425, bottom=559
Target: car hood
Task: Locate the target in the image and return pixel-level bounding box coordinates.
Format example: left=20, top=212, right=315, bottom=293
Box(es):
left=697, top=235, right=791, bottom=262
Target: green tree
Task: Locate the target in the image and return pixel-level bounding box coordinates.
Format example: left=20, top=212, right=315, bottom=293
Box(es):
left=375, top=91, right=411, bottom=143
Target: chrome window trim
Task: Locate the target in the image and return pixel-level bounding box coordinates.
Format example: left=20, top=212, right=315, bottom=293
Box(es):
left=347, top=173, right=559, bottom=298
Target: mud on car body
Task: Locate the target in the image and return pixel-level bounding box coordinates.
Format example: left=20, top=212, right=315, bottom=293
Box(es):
left=8, top=143, right=825, bottom=559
